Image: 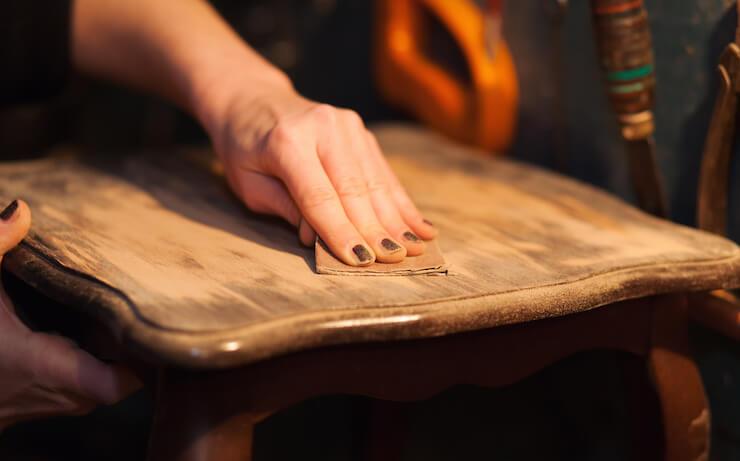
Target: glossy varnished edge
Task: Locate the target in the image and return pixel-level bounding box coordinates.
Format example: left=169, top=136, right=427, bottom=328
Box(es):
left=5, top=239, right=740, bottom=370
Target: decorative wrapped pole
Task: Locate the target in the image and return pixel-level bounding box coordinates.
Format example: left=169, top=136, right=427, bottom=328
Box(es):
left=590, top=0, right=667, bottom=217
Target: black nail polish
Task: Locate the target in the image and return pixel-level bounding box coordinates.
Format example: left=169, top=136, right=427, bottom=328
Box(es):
left=0, top=200, right=18, bottom=221
left=403, top=231, right=420, bottom=242
left=423, top=219, right=434, bottom=226
left=352, top=245, right=373, bottom=263
left=381, top=238, right=402, bottom=252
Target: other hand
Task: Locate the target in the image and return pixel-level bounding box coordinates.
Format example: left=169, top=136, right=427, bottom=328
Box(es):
left=0, top=200, right=140, bottom=431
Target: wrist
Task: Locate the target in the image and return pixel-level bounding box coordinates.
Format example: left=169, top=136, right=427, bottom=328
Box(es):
left=189, top=55, right=294, bottom=141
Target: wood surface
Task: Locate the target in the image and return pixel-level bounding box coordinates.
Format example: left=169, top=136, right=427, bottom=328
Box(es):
left=3, top=124, right=740, bottom=368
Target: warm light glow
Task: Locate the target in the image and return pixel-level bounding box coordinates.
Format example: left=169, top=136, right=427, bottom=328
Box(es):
left=390, top=28, right=412, bottom=53
left=222, top=341, right=240, bottom=351
left=321, top=315, right=421, bottom=329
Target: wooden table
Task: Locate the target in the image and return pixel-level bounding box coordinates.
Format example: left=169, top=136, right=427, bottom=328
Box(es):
left=3, top=125, right=739, bottom=460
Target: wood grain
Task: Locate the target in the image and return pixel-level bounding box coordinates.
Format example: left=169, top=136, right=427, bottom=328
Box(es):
left=3, top=125, right=740, bottom=368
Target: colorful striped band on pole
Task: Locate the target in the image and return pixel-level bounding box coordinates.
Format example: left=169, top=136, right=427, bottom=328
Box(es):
left=591, top=0, right=655, bottom=115
left=608, top=81, right=647, bottom=95
left=593, top=0, right=643, bottom=15
left=607, top=64, right=653, bottom=82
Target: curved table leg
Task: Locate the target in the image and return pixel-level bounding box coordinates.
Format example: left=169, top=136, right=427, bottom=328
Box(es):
left=146, top=370, right=266, bottom=461
left=363, top=400, right=409, bottom=461
left=619, top=354, right=663, bottom=460
left=650, top=295, right=710, bottom=461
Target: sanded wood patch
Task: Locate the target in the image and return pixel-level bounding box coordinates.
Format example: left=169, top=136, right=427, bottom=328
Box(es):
left=315, top=238, right=447, bottom=276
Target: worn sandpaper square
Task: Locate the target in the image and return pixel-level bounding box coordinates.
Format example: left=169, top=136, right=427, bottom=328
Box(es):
left=315, top=238, right=448, bottom=276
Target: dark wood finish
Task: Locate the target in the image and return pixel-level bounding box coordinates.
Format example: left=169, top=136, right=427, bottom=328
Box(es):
left=145, top=295, right=705, bottom=461
left=697, top=39, right=739, bottom=235
left=692, top=32, right=740, bottom=342
left=689, top=291, right=740, bottom=341
left=147, top=369, right=264, bottom=461
left=650, top=295, right=710, bottom=461
left=2, top=125, right=739, bottom=369
left=619, top=353, right=663, bottom=461
left=692, top=34, right=740, bottom=343
left=363, top=401, right=409, bottom=461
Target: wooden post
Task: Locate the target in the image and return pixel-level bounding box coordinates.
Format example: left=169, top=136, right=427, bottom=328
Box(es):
left=146, top=369, right=261, bottom=461
left=649, top=295, right=710, bottom=461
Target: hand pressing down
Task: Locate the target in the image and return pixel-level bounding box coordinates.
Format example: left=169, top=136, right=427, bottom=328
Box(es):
left=0, top=200, right=140, bottom=432
left=206, top=83, right=437, bottom=266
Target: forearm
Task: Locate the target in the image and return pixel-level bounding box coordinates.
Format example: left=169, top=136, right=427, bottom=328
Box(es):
left=71, top=0, right=291, bottom=131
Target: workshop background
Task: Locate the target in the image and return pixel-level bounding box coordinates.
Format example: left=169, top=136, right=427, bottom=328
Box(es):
left=0, top=0, right=739, bottom=460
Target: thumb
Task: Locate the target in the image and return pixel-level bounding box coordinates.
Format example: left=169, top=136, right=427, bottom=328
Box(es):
left=29, top=333, right=142, bottom=405
left=0, top=200, right=31, bottom=255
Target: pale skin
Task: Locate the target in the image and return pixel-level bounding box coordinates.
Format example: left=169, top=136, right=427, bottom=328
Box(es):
left=0, top=201, right=139, bottom=430
left=1, top=0, right=436, bottom=427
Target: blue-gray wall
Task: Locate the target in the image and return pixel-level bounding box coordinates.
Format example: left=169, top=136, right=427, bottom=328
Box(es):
left=507, top=0, right=739, bottom=230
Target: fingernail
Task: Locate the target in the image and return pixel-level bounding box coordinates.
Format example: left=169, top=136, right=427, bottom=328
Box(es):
left=0, top=200, right=19, bottom=221
left=352, top=244, right=373, bottom=264
left=403, top=231, right=420, bottom=243
left=381, top=238, right=403, bottom=253
left=423, top=219, right=434, bottom=226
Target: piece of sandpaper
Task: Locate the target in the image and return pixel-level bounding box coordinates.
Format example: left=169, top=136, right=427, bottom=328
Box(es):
left=315, top=238, right=448, bottom=276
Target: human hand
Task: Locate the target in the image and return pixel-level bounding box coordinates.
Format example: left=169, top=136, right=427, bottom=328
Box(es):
left=71, top=0, right=435, bottom=266
left=0, top=200, right=140, bottom=431
left=203, top=81, right=437, bottom=266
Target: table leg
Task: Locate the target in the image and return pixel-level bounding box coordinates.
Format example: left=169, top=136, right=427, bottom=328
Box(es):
left=619, top=354, right=663, bottom=460
left=363, top=400, right=409, bottom=461
left=649, top=295, right=710, bottom=461
left=146, top=370, right=262, bottom=461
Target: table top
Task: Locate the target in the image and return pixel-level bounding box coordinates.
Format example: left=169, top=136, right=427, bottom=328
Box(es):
left=4, top=125, right=740, bottom=368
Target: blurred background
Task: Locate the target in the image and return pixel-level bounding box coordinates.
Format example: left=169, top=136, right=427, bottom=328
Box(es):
left=1, top=0, right=739, bottom=459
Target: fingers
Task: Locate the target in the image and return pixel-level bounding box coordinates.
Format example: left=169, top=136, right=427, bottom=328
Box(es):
left=265, top=118, right=376, bottom=266
left=298, top=218, right=316, bottom=247
left=316, top=110, right=406, bottom=263
left=28, top=333, right=141, bottom=407
left=0, top=200, right=31, bottom=255
left=0, top=386, right=97, bottom=427
left=230, top=101, right=436, bottom=265
left=227, top=166, right=319, bottom=249
left=229, top=169, right=302, bottom=227
left=0, top=332, right=139, bottom=426
left=365, top=132, right=437, bottom=242
left=355, top=132, right=432, bottom=256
